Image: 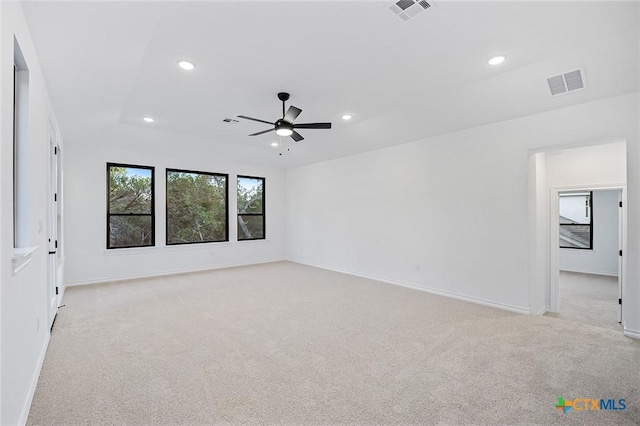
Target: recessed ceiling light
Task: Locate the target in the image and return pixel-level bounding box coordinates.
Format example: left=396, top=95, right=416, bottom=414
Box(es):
left=488, top=55, right=506, bottom=66
left=271, top=142, right=279, bottom=147
left=342, top=114, right=353, bottom=121
left=177, top=60, right=195, bottom=71
left=143, top=116, right=155, bottom=123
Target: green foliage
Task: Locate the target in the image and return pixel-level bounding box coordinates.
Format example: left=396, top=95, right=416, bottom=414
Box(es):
left=107, top=167, right=264, bottom=246
left=167, top=171, right=227, bottom=244
left=109, top=216, right=153, bottom=247
left=237, top=177, right=264, bottom=240
left=238, top=215, right=264, bottom=239
left=109, top=167, right=152, bottom=213
left=108, top=166, right=153, bottom=248
left=237, top=178, right=263, bottom=214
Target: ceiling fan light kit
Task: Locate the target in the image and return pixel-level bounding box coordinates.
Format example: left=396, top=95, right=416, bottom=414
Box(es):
left=275, top=125, right=293, bottom=137
left=238, top=92, right=332, bottom=142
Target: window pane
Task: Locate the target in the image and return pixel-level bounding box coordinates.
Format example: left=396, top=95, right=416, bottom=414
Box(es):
left=109, top=215, right=153, bottom=248
left=559, top=225, right=591, bottom=249
left=237, top=177, right=264, bottom=214
left=166, top=170, right=227, bottom=244
left=559, top=192, right=592, bottom=249
left=109, top=166, right=153, bottom=213
left=559, top=193, right=590, bottom=224
left=238, top=215, right=264, bottom=240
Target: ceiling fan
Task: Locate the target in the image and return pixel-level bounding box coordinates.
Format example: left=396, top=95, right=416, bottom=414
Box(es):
left=238, top=92, right=332, bottom=142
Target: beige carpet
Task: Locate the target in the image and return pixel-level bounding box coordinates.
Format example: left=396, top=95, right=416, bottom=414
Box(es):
left=545, top=271, right=621, bottom=331
left=28, top=261, right=640, bottom=425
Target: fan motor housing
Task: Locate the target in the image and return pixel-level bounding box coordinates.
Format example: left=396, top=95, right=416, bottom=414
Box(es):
left=275, top=119, right=292, bottom=130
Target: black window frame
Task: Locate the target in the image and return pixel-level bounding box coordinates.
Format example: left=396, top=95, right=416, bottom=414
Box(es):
left=559, top=191, right=593, bottom=250
left=106, top=162, right=155, bottom=249
left=237, top=175, right=266, bottom=241
left=165, top=168, right=229, bottom=246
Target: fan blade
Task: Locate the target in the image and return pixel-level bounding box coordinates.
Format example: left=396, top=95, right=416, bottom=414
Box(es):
left=293, top=122, right=332, bottom=129
left=237, top=115, right=274, bottom=126
left=249, top=128, right=275, bottom=136
left=284, top=106, right=302, bottom=122
left=290, top=131, right=304, bottom=142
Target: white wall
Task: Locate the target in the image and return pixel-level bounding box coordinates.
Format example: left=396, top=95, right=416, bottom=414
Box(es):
left=528, top=152, right=549, bottom=315
left=559, top=190, right=621, bottom=276
left=64, top=139, right=286, bottom=285
left=287, top=92, right=639, bottom=327
left=624, top=10, right=640, bottom=339
left=545, top=142, right=627, bottom=188
left=0, top=2, right=63, bottom=424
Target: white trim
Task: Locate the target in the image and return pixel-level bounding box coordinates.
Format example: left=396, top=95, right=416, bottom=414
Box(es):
left=553, top=183, right=626, bottom=192
left=12, top=246, right=38, bottom=275
left=164, top=241, right=235, bottom=252
left=103, top=246, right=159, bottom=256
left=65, top=258, right=286, bottom=287
left=623, top=328, right=640, bottom=340
left=19, top=332, right=50, bottom=426
left=536, top=306, right=550, bottom=315
left=12, top=246, right=38, bottom=258
left=290, top=260, right=530, bottom=315
left=57, top=283, right=66, bottom=305
left=559, top=268, right=618, bottom=277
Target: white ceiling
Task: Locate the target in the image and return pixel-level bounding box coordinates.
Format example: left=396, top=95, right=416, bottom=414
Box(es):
left=22, top=1, right=640, bottom=168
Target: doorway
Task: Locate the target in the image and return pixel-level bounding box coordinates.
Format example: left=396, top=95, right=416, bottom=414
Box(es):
left=547, top=187, right=624, bottom=330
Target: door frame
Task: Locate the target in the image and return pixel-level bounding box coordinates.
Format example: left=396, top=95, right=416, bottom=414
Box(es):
left=549, top=184, right=626, bottom=323
left=47, top=134, right=59, bottom=328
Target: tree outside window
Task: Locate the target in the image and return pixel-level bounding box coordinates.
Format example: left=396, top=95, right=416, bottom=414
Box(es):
left=107, top=164, right=154, bottom=248
left=237, top=176, right=265, bottom=240
left=166, top=169, right=228, bottom=245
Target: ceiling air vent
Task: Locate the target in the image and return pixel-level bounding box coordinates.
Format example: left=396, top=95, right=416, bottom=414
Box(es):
left=389, top=0, right=434, bottom=21
left=547, top=68, right=586, bottom=96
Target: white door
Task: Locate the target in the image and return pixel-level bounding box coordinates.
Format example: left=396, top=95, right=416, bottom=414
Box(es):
left=47, top=137, right=59, bottom=328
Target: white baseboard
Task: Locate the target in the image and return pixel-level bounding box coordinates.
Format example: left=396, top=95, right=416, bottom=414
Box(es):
left=19, top=331, right=50, bottom=426
left=536, top=306, right=550, bottom=315
left=623, top=328, right=640, bottom=340
left=290, top=259, right=530, bottom=315
left=65, top=258, right=286, bottom=287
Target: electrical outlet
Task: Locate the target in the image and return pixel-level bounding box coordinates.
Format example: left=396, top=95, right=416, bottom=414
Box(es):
left=415, top=264, right=421, bottom=272
left=36, top=317, right=40, bottom=332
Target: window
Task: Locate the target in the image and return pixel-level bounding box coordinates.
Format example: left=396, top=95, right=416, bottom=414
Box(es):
left=13, top=40, right=30, bottom=249
left=559, top=191, right=592, bottom=249
left=166, top=169, right=228, bottom=245
left=237, top=176, right=265, bottom=240
left=107, top=163, right=155, bottom=249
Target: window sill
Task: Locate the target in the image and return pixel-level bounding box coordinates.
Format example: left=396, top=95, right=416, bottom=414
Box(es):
left=104, top=246, right=158, bottom=256
left=165, top=241, right=231, bottom=251
left=12, top=246, right=38, bottom=275
left=237, top=238, right=269, bottom=244
left=560, top=248, right=594, bottom=253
